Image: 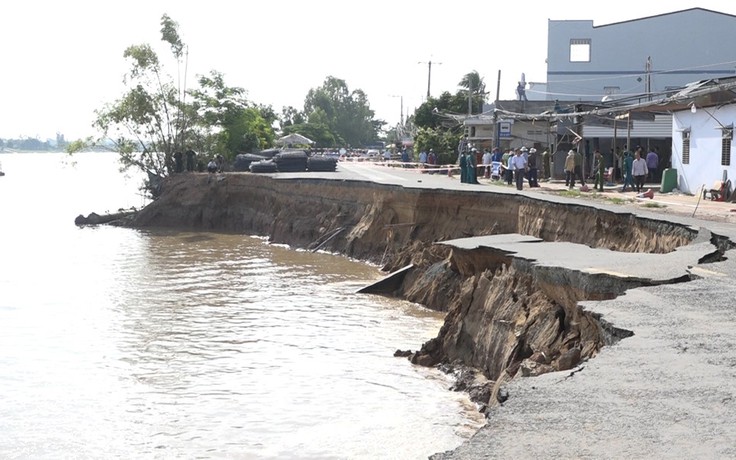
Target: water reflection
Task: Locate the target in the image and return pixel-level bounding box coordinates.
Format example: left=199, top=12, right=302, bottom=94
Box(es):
left=0, top=152, right=484, bottom=459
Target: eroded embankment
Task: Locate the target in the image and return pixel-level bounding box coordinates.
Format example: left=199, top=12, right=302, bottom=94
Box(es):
left=132, top=173, right=726, bottom=409
left=134, top=173, right=696, bottom=258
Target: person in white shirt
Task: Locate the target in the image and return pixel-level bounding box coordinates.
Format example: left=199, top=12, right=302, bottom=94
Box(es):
left=631, top=148, right=649, bottom=192
left=482, top=149, right=492, bottom=178
left=510, top=149, right=528, bottom=190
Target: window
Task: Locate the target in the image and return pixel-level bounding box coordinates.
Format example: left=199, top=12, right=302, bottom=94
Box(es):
left=682, top=129, right=690, bottom=165
left=722, top=127, right=732, bottom=166
left=570, top=39, right=591, bottom=62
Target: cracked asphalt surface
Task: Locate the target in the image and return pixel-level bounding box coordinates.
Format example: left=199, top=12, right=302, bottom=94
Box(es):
left=432, top=258, right=736, bottom=459
left=281, top=162, right=736, bottom=459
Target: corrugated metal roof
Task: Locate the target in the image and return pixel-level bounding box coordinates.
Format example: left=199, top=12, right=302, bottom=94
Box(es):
left=583, top=114, right=672, bottom=138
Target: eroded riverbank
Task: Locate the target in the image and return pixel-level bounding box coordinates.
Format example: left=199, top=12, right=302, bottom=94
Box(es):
left=131, top=171, right=736, bottom=458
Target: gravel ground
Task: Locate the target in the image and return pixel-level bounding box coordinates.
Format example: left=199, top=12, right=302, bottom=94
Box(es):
left=432, top=241, right=736, bottom=459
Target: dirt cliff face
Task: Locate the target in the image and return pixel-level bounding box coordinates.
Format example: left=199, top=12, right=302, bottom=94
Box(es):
left=135, top=174, right=695, bottom=258
left=133, top=173, right=704, bottom=388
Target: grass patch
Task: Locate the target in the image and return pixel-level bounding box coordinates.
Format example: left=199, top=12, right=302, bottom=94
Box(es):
left=607, top=197, right=628, bottom=205
left=558, top=189, right=581, bottom=198
left=641, top=201, right=667, bottom=208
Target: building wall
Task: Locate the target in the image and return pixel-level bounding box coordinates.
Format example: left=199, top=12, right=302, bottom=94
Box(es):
left=583, top=114, right=672, bottom=139
left=512, top=120, right=552, bottom=149
left=671, top=104, right=736, bottom=194
left=547, top=9, right=736, bottom=101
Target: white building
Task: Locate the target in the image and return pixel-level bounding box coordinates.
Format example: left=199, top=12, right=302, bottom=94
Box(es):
left=671, top=100, right=735, bottom=195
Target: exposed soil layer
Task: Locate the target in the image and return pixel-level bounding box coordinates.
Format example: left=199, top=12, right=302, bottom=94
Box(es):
left=132, top=173, right=727, bottom=409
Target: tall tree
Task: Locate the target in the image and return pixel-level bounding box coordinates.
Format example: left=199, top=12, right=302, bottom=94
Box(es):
left=71, top=14, right=275, bottom=196
left=282, top=108, right=337, bottom=148
left=279, top=105, right=306, bottom=129
left=187, top=71, right=274, bottom=156
left=303, top=76, right=384, bottom=147
left=458, top=70, right=487, bottom=114
left=413, top=91, right=469, bottom=129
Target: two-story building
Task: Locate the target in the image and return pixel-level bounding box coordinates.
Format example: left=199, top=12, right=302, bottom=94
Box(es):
left=545, top=8, right=736, bottom=169
left=467, top=7, right=736, bottom=181
left=545, top=8, right=736, bottom=101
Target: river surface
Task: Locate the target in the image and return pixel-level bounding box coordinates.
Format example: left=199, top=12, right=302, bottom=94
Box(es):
left=0, top=152, right=483, bottom=459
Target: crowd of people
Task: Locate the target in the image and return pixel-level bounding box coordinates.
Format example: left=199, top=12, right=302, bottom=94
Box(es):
left=450, top=145, right=547, bottom=189
left=173, top=150, right=225, bottom=174
left=450, top=142, right=662, bottom=194
left=167, top=143, right=663, bottom=196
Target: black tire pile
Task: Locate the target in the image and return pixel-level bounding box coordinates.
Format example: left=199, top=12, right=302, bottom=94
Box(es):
left=307, top=156, right=338, bottom=172
left=258, top=148, right=281, bottom=160
left=249, top=160, right=278, bottom=173
left=233, top=153, right=266, bottom=172
left=273, top=151, right=308, bottom=172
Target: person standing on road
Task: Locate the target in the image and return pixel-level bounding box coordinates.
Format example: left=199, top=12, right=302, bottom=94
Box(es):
left=427, top=149, right=437, bottom=173
left=593, top=149, right=605, bottom=192
left=632, top=149, right=649, bottom=193
left=459, top=150, right=468, bottom=183
left=542, top=149, right=551, bottom=180
left=418, top=149, right=428, bottom=165
left=482, top=149, right=492, bottom=179
left=573, top=148, right=586, bottom=186
left=621, top=148, right=635, bottom=192
left=502, top=149, right=513, bottom=185
left=564, top=150, right=576, bottom=189
left=527, top=148, right=539, bottom=187
left=466, top=149, right=480, bottom=184
left=510, top=149, right=528, bottom=190
left=646, top=147, right=659, bottom=182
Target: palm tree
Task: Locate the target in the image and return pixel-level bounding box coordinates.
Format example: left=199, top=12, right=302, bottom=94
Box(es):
left=458, top=71, right=487, bottom=114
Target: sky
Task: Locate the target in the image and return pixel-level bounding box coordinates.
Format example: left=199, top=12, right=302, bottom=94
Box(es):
left=2, top=0, right=736, bottom=141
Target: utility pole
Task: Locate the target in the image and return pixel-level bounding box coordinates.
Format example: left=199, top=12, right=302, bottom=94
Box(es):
left=389, top=95, right=404, bottom=125
left=418, top=59, right=442, bottom=99
left=494, top=69, right=501, bottom=148
left=645, top=56, right=652, bottom=101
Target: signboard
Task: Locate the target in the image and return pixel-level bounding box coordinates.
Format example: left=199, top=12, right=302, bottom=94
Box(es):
left=499, top=121, right=512, bottom=138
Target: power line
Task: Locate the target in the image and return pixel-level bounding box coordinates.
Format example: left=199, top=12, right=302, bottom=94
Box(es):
left=546, top=59, right=736, bottom=85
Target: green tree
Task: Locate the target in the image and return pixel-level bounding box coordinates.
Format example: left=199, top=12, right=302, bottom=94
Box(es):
left=458, top=70, right=487, bottom=114
left=283, top=108, right=337, bottom=148
left=303, top=76, right=384, bottom=147
left=85, top=15, right=193, bottom=186
left=413, top=91, right=469, bottom=129
left=187, top=71, right=274, bottom=156
left=256, top=104, right=278, bottom=129
left=413, top=126, right=461, bottom=165
left=71, top=14, right=275, bottom=196
left=280, top=105, right=306, bottom=129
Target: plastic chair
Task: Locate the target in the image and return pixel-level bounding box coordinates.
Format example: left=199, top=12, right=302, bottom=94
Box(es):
left=703, top=180, right=731, bottom=201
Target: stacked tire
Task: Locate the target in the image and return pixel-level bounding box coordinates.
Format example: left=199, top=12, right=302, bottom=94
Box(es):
left=307, top=156, right=338, bottom=172
left=273, top=151, right=308, bottom=172
left=233, top=153, right=266, bottom=172
left=249, top=160, right=278, bottom=173
left=257, top=148, right=280, bottom=160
